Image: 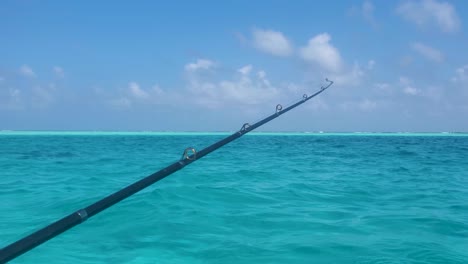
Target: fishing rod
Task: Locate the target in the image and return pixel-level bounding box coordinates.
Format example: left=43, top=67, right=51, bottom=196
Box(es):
left=0, top=78, right=333, bottom=263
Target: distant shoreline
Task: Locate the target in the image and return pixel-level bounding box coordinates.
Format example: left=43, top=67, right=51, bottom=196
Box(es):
left=1, top=131, right=468, bottom=136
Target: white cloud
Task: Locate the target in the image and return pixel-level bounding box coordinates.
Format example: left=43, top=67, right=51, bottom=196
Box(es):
left=403, top=86, right=421, bottom=95
left=298, top=33, right=370, bottom=89
left=185, top=59, right=216, bottom=72
left=106, top=58, right=334, bottom=112
left=411, top=42, right=444, bottom=62
left=109, top=82, right=170, bottom=107
left=238, top=65, right=253, bottom=75
left=329, top=62, right=364, bottom=86
left=187, top=65, right=280, bottom=108
left=299, top=33, right=343, bottom=73
left=53, top=66, right=65, bottom=78
left=183, top=60, right=284, bottom=108
left=128, top=82, right=149, bottom=99
left=19, top=65, right=36, bottom=78
left=257, top=70, right=271, bottom=87
left=252, top=28, right=293, bottom=57
left=452, top=65, right=468, bottom=83
left=1, top=82, right=59, bottom=110
left=397, top=0, right=460, bottom=33
left=400, top=77, right=421, bottom=95
left=257, top=70, right=266, bottom=79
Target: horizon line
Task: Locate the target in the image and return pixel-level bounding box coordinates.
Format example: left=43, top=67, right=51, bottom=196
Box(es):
left=1, top=130, right=468, bottom=135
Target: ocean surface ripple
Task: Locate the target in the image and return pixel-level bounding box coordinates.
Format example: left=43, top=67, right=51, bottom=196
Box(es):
left=1, top=133, right=468, bottom=263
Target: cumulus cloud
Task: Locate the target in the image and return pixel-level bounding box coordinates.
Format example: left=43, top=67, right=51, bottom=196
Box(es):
left=185, top=59, right=216, bottom=72
left=452, top=65, right=468, bottom=85
left=249, top=31, right=367, bottom=89
left=238, top=65, right=253, bottom=75
left=108, top=82, right=169, bottom=109
left=187, top=63, right=280, bottom=108
left=397, top=0, right=461, bottom=33
left=400, top=77, right=421, bottom=95
left=297, top=33, right=372, bottom=90
left=252, top=28, right=293, bottom=57
left=299, top=33, right=343, bottom=73
left=1, top=69, right=63, bottom=110
left=19, top=65, right=36, bottom=78
left=257, top=70, right=271, bottom=87
left=53, top=66, right=65, bottom=78
left=1, top=85, right=60, bottom=110
left=403, top=86, right=421, bottom=95
left=107, top=59, right=315, bottom=111
left=128, top=82, right=149, bottom=99
left=328, top=62, right=365, bottom=87
left=106, top=57, right=365, bottom=114
left=411, top=42, right=444, bottom=62
left=452, top=65, right=468, bottom=80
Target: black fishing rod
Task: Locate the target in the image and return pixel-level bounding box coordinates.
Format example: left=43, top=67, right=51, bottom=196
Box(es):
left=0, top=79, right=333, bottom=263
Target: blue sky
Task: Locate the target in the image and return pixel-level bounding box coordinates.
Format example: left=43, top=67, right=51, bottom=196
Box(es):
left=1, top=0, right=467, bottom=132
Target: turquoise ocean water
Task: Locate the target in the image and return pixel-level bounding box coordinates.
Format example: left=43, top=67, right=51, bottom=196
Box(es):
left=1, top=132, right=468, bottom=263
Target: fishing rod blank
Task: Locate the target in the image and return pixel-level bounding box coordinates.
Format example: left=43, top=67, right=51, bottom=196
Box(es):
left=0, top=79, right=333, bottom=263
